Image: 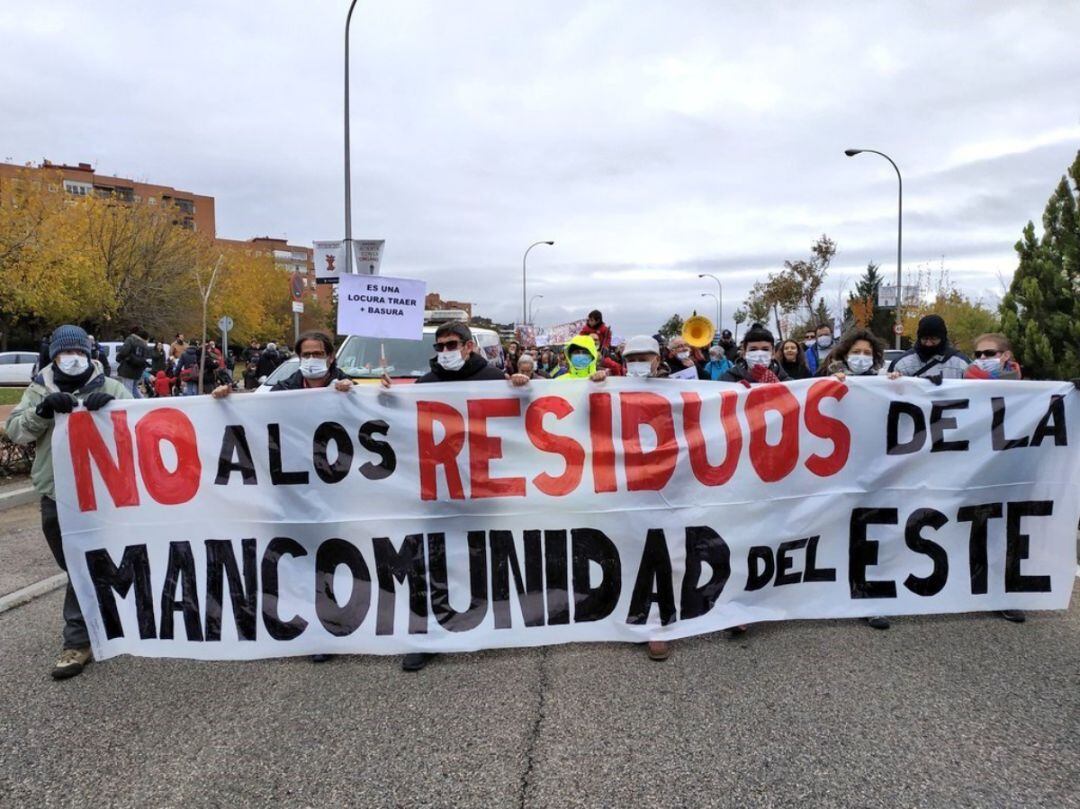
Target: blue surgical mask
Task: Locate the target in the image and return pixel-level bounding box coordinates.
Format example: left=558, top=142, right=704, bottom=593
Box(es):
left=570, top=354, right=592, bottom=370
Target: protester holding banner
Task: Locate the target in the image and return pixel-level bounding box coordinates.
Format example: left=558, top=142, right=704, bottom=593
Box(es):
left=511, top=353, right=546, bottom=381
left=720, top=323, right=791, bottom=384
left=4, top=325, right=132, bottom=679
left=964, top=332, right=1028, bottom=624
left=818, top=329, right=888, bottom=380
left=889, top=314, right=970, bottom=379
left=555, top=335, right=609, bottom=383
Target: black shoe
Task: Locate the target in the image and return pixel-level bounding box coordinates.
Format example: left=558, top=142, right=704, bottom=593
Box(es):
left=402, top=652, right=435, bottom=672
left=999, top=609, right=1026, bottom=623
left=865, top=616, right=890, bottom=630
left=310, top=654, right=334, bottom=663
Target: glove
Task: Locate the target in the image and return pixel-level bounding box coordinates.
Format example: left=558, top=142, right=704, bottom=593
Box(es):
left=84, top=392, right=115, bottom=411
left=35, top=392, right=79, bottom=419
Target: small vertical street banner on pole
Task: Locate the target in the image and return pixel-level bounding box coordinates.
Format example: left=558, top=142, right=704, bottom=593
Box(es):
left=313, top=239, right=385, bottom=283
left=336, top=273, right=425, bottom=339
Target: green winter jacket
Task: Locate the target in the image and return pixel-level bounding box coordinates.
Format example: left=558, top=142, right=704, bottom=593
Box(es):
left=3, top=361, right=131, bottom=498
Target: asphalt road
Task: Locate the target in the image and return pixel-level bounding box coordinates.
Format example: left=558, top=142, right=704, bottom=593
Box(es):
left=1, top=515, right=1078, bottom=808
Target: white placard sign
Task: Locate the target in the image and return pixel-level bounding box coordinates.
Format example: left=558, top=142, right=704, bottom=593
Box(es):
left=336, top=273, right=426, bottom=339
left=669, top=366, right=699, bottom=380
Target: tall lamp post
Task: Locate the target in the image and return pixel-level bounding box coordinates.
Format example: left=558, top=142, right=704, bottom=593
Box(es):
left=529, top=294, right=544, bottom=324
left=700, top=293, right=719, bottom=328
left=522, top=241, right=554, bottom=324
left=697, top=273, right=723, bottom=329
left=845, top=148, right=902, bottom=349
left=344, top=0, right=360, bottom=275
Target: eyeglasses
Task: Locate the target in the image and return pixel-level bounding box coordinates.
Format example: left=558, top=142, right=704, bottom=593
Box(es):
left=972, top=349, right=1000, bottom=359
left=433, top=340, right=462, bottom=352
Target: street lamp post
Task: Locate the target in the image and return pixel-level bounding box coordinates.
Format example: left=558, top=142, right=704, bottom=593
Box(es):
left=344, top=0, right=360, bottom=275
left=529, top=294, right=544, bottom=324
left=697, top=273, right=723, bottom=329
left=845, top=148, right=903, bottom=349
left=700, top=293, right=719, bottom=328
left=522, top=241, right=554, bottom=324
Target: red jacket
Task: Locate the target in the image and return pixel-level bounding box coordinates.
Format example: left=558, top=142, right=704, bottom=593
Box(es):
left=579, top=322, right=611, bottom=351
left=153, top=371, right=172, bottom=396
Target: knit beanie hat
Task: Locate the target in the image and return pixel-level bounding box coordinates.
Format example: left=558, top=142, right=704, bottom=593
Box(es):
left=48, top=325, right=93, bottom=360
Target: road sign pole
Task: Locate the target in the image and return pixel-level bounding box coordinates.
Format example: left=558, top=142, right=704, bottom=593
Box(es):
left=294, top=312, right=300, bottom=343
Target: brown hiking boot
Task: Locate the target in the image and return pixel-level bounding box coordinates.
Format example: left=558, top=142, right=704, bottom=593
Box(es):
left=646, top=641, right=670, bottom=661
left=51, top=647, right=92, bottom=680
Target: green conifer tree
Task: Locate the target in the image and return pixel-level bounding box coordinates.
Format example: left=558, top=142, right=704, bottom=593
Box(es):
left=1000, top=152, right=1080, bottom=379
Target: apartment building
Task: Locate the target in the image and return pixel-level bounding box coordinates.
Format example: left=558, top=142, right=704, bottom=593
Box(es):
left=0, top=158, right=216, bottom=235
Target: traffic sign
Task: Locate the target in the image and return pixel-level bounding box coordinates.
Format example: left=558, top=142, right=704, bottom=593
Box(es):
left=290, top=272, right=304, bottom=301
left=292, top=301, right=305, bottom=314
left=893, top=323, right=904, bottom=335
left=217, top=315, right=233, bottom=332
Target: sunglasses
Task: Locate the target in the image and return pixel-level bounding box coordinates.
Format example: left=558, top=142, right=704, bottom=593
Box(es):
left=972, top=349, right=1000, bottom=359
left=433, top=340, right=462, bottom=352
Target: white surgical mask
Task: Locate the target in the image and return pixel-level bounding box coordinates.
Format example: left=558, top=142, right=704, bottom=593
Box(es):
left=746, top=350, right=771, bottom=368
left=626, top=361, right=652, bottom=377
left=56, top=355, right=89, bottom=375
left=437, top=350, right=466, bottom=372
left=974, top=357, right=1001, bottom=373
left=299, top=358, right=329, bottom=379
left=676, top=350, right=690, bottom=360
left=817, top=335, right=833, bottom=348
left=847, top=354, right=874, bottom=374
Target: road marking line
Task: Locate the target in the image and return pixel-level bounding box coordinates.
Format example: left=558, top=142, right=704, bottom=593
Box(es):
left=0, top=573, right=67, bottom=615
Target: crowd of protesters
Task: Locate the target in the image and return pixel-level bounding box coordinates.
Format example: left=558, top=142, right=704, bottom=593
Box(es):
left=4, top=305, right=1063, bottom=679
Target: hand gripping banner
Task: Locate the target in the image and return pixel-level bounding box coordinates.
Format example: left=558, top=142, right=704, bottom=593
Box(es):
left=51, top=377, right=1080, bottom=661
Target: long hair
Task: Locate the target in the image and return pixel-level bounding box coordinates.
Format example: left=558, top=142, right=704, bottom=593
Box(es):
left=776, top=339, right=809, bottom=371
left=821, top=328, right=886, bottom=373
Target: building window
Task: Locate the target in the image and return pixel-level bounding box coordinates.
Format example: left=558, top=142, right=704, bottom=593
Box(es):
left=63, top=180, right=92, bottom=196
left=148, top=197, right=157, bottom=205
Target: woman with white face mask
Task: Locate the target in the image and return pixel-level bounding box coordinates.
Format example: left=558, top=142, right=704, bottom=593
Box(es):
left=963, top=333, right=1026, bottom=624
left=819, top=328, right=890, bottom=382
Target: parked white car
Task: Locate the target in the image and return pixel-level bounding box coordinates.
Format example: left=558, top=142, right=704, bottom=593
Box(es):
left=0, top=350, right=39, bottom=386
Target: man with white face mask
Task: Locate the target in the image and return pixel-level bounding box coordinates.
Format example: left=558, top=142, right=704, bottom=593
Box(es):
left=804, top=323, right=834, bottom=375
left=380, top=320, right=504, bottom=673
left=720, top=323, right=791, bottom=384
left=213, top=330, right=353, bottom=663
left=5, top=325, right=131, bottom=679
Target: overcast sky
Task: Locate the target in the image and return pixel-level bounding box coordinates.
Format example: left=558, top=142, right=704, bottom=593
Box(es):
left=3, top=1, right=1078, bottom=336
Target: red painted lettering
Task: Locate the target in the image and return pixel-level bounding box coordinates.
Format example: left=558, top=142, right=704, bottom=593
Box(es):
left=416, top=401, right=466, bottom=501
left=467, top=398, right=526, bottom=498
left=525, top=396, right=584, bottom=496
left=682, top=390, right=742, bottom=486
left=589, top=393, right=617, bottom=493
left=621, top=391, right=678, bottom=491
left=135, top=408, right=201, bottom=505
left=745, top=385, right=800, bottom=483
left=69, top=410, right=139, bottom=512
left=803, top=379, right=851, bottom=477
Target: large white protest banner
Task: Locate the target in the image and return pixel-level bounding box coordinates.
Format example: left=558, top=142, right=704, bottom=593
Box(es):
left=52, top=377, right=1079, bottom=661
left=336, top=273, right=426, bottom=339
